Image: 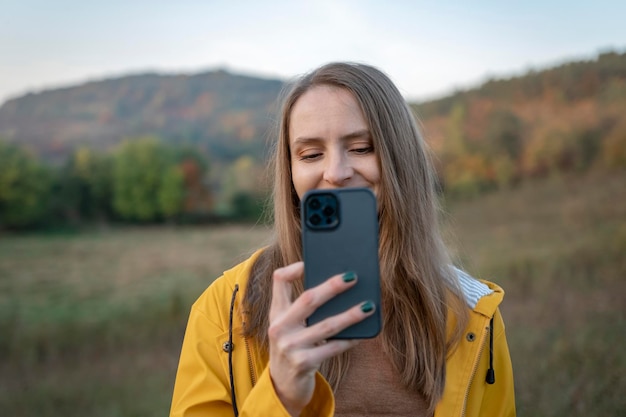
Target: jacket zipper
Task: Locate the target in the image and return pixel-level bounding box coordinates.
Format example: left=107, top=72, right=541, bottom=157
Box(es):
left=244, top=335, right=257, bottom=387
left=460, top=323, right=490, bottom=417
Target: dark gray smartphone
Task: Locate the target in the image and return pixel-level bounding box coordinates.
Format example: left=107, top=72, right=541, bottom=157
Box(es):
left=301, top=187, right=382, bottom=339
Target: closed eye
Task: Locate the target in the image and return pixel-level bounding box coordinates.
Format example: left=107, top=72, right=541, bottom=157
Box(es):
left=351, top=146, right=374, bottom=155
left=299, top=152, right=323, bottom=161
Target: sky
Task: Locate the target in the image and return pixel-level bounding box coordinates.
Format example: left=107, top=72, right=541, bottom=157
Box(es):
left=1, top=0, right=625, bottom=105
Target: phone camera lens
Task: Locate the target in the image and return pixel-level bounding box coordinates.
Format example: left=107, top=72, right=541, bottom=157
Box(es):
left=309, top=198, right=321, bottom=210
left=323, top=205, right=335, bottom=217
left=309, top=214, right=322, bottom=225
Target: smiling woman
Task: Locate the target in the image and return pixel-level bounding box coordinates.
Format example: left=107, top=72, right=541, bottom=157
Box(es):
left=169, top=62, right=516, bottom=417
left=289, top=85, right=381, bottom=199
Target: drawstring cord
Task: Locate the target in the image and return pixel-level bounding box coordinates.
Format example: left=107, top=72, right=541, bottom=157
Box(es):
left=486, top=316, right=495, bottom=384
left=229, top=284, right=240, bottom=416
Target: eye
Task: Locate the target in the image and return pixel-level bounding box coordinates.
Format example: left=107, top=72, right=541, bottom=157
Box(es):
left=351, top=146, right=374, bottom=155
left=299, top=152, right=323, bottom=161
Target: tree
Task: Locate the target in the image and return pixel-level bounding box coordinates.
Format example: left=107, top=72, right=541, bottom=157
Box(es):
left=485, top=109, right=523, bottom=161
left=219, top=155, right=268, bottom=215
left=601, top=120, right=626, bottom=169
left=443, top=154, right=493, bottom=198
left=0, top=140, right=50, bottom=229
left=158, top=166, right=184, bottom=219
left=443, top=102, right=469, bottom=159
left=174, top=147, right=212, bottom=215
left=59, top=147, right=113, bottom=223
left=112, top=136, right=181, bottom=221
left=231, top=191, right=266, bottom=222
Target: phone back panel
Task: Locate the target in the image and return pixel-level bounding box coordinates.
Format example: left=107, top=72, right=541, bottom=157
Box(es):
left=301, top=188, right=382, bottom=339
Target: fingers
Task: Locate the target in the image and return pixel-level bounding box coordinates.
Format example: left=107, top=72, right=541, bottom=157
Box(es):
left=282, top=338, right=362, bottom=376
left=271, top=263, right=359, bottom=325
left=292, top=271, right=359, bottom=320
left=270, top=262, right=376, bottom=345
left=288, top=300, right=376, bottom=347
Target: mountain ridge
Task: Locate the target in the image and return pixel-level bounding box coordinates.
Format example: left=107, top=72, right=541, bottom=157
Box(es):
left=0, top=69, right=285, bottom=163
left=1, top=50, right=624, bottom=170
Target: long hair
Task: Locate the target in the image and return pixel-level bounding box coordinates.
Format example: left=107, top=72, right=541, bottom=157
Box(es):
left=242, top=62, right=468, bottom=413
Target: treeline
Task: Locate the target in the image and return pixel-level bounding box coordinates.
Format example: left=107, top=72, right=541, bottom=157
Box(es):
left=0, top=137, right=267, bottom=230
left=413, top=50, right=626, bottom=198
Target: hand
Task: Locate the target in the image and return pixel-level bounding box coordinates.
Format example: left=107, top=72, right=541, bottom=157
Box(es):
left=268, top=262, right=375, bottom=416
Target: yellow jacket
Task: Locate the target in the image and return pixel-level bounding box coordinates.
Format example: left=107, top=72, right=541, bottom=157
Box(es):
left=170, top=250, right=516, bottom=416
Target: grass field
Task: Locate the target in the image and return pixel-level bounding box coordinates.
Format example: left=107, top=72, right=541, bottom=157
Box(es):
left=1, top=170, right=625, bottom=416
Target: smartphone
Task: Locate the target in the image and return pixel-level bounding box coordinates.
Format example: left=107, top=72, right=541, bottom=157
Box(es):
left=301, top=187, right=382, bottom=339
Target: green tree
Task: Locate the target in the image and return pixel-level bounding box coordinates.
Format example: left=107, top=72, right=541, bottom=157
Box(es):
left=158, top=166, right=184, bottom=219
left=230, top=191, right=266, bottom=222
left=58, top=147, right=113, bottom=223
left=0, top=140, right=50, bottom=229
left=112, top=136, right=179, bottom=221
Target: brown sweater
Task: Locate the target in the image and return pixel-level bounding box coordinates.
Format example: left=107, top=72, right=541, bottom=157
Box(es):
left=334, top=336, right=430, bottom=417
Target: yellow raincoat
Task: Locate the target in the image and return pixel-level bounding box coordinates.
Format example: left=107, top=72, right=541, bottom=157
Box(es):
left=170, top=250, right=516, bottom=416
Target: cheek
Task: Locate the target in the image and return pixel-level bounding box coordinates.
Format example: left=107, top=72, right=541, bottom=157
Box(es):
left=367, top=159, right=382, bottom=198
left=365, top=157, right=382, bottom=185
left=290, top=164, right=312, bottom=200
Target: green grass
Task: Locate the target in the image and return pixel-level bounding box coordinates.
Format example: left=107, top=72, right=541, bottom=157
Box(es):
left=1, top=170, right=625, bottom=416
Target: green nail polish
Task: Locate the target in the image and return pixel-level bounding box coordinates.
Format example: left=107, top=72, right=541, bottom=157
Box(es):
left=342, top=271, right=357, bottom=283
left=361, top=301, right=375, bottom=313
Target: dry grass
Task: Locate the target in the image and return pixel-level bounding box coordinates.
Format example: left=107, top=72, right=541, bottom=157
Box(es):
left=0, top=224, right=271, bottom=326
left=0, top=224, right=271, bottom=417
left=1, top=170, right=625, bottom=416
left=443, top=170, right=626, bottom=416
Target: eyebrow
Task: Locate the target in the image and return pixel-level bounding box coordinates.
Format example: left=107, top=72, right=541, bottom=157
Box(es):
left=292, top=129, right=371, bottom=145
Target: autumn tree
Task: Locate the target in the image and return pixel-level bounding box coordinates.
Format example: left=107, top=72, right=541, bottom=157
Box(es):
left=602, top=120, right=626, bottom=168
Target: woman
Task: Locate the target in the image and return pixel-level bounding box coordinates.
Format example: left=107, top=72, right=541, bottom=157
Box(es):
left=170, top=62, right=516, bottom=416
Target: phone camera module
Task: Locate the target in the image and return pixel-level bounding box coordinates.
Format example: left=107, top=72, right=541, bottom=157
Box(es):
left=305, top=193, right=339, bottom=230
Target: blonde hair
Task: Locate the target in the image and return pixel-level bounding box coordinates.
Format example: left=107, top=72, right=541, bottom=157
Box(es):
left=243, top=62, right=468, bottom=413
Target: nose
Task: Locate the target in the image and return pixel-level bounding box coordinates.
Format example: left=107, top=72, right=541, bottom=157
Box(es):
left=323, top=151, right=353, bottom=186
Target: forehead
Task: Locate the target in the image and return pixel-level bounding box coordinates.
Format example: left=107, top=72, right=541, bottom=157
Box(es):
left=289, top=85, right=368, bottom=139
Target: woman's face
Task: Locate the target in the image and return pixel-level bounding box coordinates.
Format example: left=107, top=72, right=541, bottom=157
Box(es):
left=289, top=85, right=381, bottom=200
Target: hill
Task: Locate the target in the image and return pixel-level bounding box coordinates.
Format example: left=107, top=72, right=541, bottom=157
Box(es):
left=1, top=52, right=625, bottom=174
left=0, top=70, right=284, bottom=163
left=412, top=50, right=626, bottom=196
left=1, top=51, right=625, bottom=177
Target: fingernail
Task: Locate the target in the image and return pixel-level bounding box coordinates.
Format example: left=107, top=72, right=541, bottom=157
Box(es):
left=342, top=271, right=357, bottom=283
left=360, top=301, right=375, bottom=313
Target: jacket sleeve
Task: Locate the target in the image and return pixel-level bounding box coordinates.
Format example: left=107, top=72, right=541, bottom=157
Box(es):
left=169, top=284, right=335, bottom=417
left=474, top=309, right=516, bottom=417
left=241, top=368, right=335, bottom=417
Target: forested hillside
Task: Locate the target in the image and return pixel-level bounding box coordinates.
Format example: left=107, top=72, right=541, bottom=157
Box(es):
left=413, top=51, right=626, bottom=197
left=1, top=50, right=625, bottom=229
left=0, top=70, right=284, bottom=163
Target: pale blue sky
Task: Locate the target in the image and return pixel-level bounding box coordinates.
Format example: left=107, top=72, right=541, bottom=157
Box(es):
left=1, top=0, right=624, bottom=104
